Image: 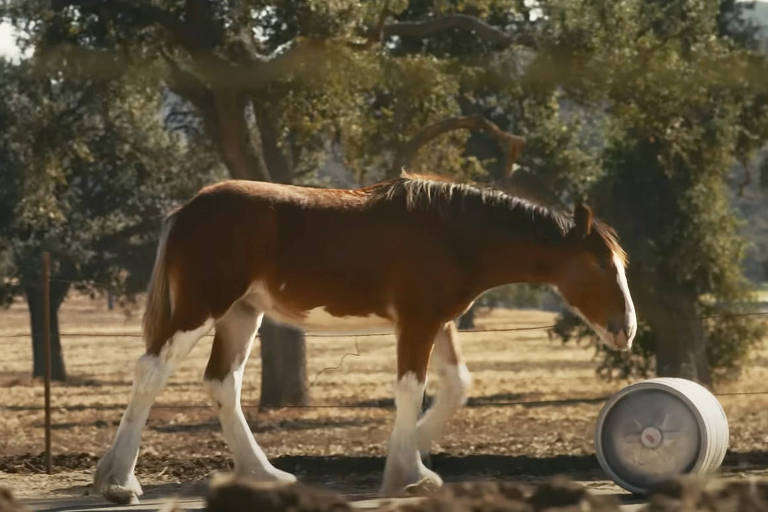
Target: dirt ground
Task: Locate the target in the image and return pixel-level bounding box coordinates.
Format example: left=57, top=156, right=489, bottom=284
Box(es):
left=1, top=295, right=767, bottom=502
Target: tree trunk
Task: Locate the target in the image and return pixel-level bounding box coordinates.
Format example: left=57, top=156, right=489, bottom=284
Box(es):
left=250, top=100, right=309, bottom=408
left=212, top=90, right=272, bottom=181
left=166, top=69, right=309, bottom=407
left=24, top=281, right=70, bottom=381
left=258, top=317, right=308, bottom=409
left=634, top=280, right=712, bottom=386
left=253, top=100, right=293, bottom=184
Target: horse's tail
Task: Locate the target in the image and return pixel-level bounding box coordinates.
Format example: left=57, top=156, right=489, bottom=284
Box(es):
left=143, top=211, right=178, bottom=348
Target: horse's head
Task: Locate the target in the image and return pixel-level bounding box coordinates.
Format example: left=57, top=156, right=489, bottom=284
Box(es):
left=555, top=204, right=637, bottom=351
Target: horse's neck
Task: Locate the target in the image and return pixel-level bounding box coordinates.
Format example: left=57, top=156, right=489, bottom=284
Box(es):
left=468, top=232, right=570, bottom=293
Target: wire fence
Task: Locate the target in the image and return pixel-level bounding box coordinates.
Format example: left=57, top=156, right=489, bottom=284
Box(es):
left=2, top=310, right=768, bottom=411
left=3, top=390, right=768, bottom=411
left=0, top=324, right=561, bottom=339
left=1, top=310, right=766, bottom=340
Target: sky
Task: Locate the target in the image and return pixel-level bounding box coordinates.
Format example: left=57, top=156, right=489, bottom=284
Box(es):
left=0, top=21, right=20, bottom=61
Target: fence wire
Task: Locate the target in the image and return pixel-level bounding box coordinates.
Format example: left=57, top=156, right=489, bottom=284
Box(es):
left=2, top=313, right=768, bottom=411
left=2, top=390, right=768, bottom=412
left=0, top=324, right=562, bottom=339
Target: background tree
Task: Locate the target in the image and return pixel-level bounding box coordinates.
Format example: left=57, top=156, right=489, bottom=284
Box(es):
left=0, top=57, right=220, bottom=380
left=8, top=0, right=534, bottom=405
left=4, top=0, right=767, bottom=390
left=549, top=0, right=768, bottom=384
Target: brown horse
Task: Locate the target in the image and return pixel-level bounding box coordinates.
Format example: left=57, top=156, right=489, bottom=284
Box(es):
left=94, top=176, right=636, bottom=504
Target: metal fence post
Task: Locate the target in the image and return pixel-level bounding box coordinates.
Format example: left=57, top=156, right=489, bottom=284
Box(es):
left=42, top=251, right=52, bottom=474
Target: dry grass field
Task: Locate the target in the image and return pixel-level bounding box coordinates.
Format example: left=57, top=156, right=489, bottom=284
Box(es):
left=1, top=294, right=767, bottom=501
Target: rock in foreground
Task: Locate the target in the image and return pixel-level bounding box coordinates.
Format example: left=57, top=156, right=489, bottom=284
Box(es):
left=0, top=488, right=29, bottom=512
left=206, top=476, right=350, bottom=512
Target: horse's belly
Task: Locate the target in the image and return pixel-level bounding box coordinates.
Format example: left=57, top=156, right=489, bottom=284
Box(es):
left=242, top=281, right=307, bottom=325
left=242, top=281, right=393, bottom=328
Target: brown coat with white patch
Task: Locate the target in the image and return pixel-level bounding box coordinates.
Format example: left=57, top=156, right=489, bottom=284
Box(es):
left=95, top=177, right=636, bottom=504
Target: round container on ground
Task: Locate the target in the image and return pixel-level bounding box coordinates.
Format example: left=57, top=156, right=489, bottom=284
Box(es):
left=594, top=377, right=729, bottom=494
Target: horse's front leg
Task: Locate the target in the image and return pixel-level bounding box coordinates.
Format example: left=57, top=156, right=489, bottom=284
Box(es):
left=417, top=321, right=472, bottom=462
left=380, top=319, right=443, bottom=497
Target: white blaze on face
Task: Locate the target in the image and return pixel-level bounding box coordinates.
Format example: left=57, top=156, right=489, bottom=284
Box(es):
left=614, top=253, right=637, bottom=347
left=559, top=251, right=637, bottom=351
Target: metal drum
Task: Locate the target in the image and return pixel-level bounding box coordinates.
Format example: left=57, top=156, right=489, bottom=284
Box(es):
left=595, top=378, right=729, bottom=494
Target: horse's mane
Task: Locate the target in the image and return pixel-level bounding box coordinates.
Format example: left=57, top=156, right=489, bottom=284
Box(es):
left=370, top=175, right=628, bottom=265
left=594, top=220, right=628, bottom=266
left=370, top=176, right=571, bottom=239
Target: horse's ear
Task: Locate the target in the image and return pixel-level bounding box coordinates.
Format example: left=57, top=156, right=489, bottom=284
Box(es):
left=573, top=203, right=593, bottom=239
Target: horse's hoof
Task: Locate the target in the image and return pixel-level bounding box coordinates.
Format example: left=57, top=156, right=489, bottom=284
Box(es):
left=102, top=484, right=141, bottom=505
left=404, top=475, right=443, bottom=496
left=380, top=466, right=443, bottom=497
left=94, top=455, right=143, bottom=505
left=269, top=468, right=297, bottom=484
left=236, top=466, right=297, bottom=484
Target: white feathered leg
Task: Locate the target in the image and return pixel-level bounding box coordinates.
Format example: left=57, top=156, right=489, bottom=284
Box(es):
left=417, top=322, right=472, bottom=460
left=95, top=320, right=213, bottom=504
left=203, top=302, right=296, bottom=483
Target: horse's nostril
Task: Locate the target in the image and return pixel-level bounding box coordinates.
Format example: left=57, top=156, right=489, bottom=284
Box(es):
left=607, top=319, right=623, bottom=335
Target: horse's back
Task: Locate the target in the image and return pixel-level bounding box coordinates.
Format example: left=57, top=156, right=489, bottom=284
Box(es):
left=161, top=180, right=471, bottom=326
left=162, top=181, right=283, bottom=321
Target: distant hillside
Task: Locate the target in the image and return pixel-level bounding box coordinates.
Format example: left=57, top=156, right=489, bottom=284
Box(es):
left=741, top=1, right=768, bottom=47
left=732, top=175, right=768, bottom=284
left=732, top=4, right=768, bottom=284
left=743, top=1, right=768, bottom=26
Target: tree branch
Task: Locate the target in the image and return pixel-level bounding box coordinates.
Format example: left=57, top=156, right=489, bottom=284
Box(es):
left=212, top=90, right=272, bottom=181
left=391, top=115, right=525, bottom=178
left=382, top=14, right=536, bottom=48
left=51, top=0, right=232, bottom=84
left=493, top=173, right=567, bottom=211
left=36, top=44, right=131, bottom=82
left=162, top=52, right=214, bottom=113
left=347, top=5, right=392, bottom=50
left=162, top=53, right=271, bottom=182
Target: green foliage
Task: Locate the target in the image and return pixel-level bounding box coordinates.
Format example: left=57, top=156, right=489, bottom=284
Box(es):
left=552, top=309, right=656, bottom=380
left=0, top=58, right=223, bottom=304
left=477, top=284, right=562, bottom=311
left=4, top=0, right=766, bottom=381
left=538, top=0, right=768, bottom=382
left=554, top=304, right=766, bottom=383
left=704, top=308, right=768, bottom=381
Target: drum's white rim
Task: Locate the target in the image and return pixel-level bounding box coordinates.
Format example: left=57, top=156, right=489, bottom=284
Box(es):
left=594, top=378, right=723, bottom=494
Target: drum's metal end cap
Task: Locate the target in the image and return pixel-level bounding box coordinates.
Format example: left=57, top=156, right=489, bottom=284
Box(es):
left=640, top=426, right=663, bottom=449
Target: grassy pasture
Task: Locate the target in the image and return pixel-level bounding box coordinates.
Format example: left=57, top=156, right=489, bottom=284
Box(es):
left=1, top=294, right=767, bottom=499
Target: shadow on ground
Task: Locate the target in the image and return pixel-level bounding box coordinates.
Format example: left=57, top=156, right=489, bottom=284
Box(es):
left=4, top=450, right=768, bottom=480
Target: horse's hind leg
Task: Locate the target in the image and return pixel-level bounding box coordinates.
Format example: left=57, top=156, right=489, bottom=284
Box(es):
left=94, top=319, right=213, bottom=504
left=380, top=318, right=443, bottom=497
left=203, top=300, right=296, bottom=483
left=417, top=321, right=471, bottom=461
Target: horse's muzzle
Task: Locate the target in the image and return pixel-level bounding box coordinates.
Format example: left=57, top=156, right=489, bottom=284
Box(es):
left=609, top=317, right=636, bottom=351
left=611, top=329, right=631, bottom=351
